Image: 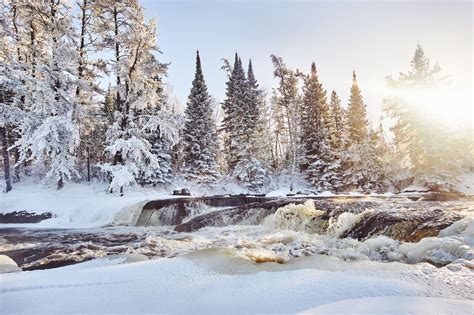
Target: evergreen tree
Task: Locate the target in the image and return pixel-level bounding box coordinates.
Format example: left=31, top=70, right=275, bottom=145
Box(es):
left=300, top=62, right=340, bottom=191
left=221, top=54, right=248, bottom=172
left=346, top=71, right=368, bottom=144
left=98, top=2, right=175, bottom=194
left=13, top=1, right=80, bottom=189
left=182, top=51, right=220, bottom=184
left=73, top=0, right=107, bottom=182
left=341, top=71, right=383, bottom=192
left=221, top=53, right=239, bottom=170
left=329, top=90, right=344, bottom=149
left=232, top=59, right=267, bottom=190
left=384, top=45, right=461, bottom=191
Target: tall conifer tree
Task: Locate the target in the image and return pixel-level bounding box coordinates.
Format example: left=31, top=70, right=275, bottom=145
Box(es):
left=300, top=63, right=340, bottom=191
left=346, top=71, right=368, bottom=144
left=182, top=51, right=220, bottom=184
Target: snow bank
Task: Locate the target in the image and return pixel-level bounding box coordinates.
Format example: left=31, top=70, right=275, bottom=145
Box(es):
left=299, top=296, right=473, bottom=315
left=0, top=255, right=21, bottom=274
left=0, top=251, right=471, bottom=314
left=0, top=183, right=168, bottom=228
left=458, top=173, right=474, bottom=195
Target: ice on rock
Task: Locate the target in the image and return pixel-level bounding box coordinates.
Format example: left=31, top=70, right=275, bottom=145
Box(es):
left=0, top=255, right=21, bottom=273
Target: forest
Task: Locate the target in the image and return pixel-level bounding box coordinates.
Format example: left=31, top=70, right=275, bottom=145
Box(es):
left=1, top=0, right=472, bottom=195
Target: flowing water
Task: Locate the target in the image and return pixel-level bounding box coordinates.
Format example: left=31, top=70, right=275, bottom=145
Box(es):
left=1, top=196, right=473, bottom=271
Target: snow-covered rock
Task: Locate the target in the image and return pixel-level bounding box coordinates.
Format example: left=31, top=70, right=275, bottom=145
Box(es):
left=0, top=255, right=21, bottom=274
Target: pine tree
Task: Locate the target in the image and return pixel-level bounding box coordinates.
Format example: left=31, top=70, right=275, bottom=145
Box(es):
left=384, top=45, right=460, bottom=191
left=182, top=51, right=220, bottom=184
left=342, top=129, right=387, bottom=193
left=221, top=54, right=248, bottom=172
left=300, top=63, right=340, bottom=191
left=74, top=0, right=107, bottom=182
left=346, top=71, right=368, bottom=144
left=341, top=71, right=381, bottom=192
left=12, top=1, right=80, bottom=189
left=232, top=59, right=267, bottom=190
left=329, top=90, right=344, bottom=149
left=98, top=2, right=175, bottom=194
left=221, top=53, right=239, bottom=170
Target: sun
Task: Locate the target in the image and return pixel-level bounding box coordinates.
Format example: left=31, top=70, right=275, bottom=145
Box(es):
left=385, top=85, right=473, bottom=127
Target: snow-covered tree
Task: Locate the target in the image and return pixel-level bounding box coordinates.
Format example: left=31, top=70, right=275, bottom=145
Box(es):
left=346, top=71, right=368, bottom=145
left=221, top=53, right=239, bottom=170
left=182, top=51, right=220, bottom=184
left=0, top=1, right=33, bottom=187
left=73, top=0, right=107, bottom=182
left=220, top=54, right=267, bottom=189
left=221, top=54, right=248, bottom=172
left=11, top=1, right=80, bottom=189
left=270, top=55, right=301, bottom=172
left=329, top=90, right=345, bottom=149
left=0, top=85, right=15, bottom=192
left=232, top=60, right=268, bottom=190
left=342, top=127, right=388, bottom=193
left=341, top=71, right=380, bottom=192
left=97, top=1, right=177, bottom=194
left=300, top=63, right=340, bottom=191
left=384, top=45, right=462, bottom=191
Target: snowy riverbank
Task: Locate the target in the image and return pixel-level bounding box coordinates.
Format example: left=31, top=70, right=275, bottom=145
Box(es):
left=1, top=175, right=473, bottom=229
left=0, top=183, right=167, bottom=228
left=1, top=250, right=473, bottom=314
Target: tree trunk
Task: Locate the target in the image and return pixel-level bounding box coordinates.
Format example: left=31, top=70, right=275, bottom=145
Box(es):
left=86, top=146, right=91, bottom=182
left=57, top=175, right=64, bottom=190
left=13, top=145, right=20, bottom=182
left=1, top=127, right=12, bottom=193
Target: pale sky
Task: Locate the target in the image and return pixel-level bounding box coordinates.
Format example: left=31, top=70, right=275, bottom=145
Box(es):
left=140, top=0, right=473, bottom=125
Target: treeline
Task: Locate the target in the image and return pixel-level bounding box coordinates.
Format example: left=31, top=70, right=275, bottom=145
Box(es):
left=0, top=1, right=470, bottom=194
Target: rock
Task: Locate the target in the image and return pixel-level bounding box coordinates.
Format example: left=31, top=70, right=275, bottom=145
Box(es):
left=0, top=211, right=53, bottom=223
left=137, top=196, right=274, bottom=226
left=173, top=188, right=191, bottom=196
left=341, top=208, right=463, bottom=242
left=0, top=255, right=21, bottom=273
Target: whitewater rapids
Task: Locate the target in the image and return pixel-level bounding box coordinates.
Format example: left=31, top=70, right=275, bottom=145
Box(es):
left=2, top=199, right=473, bottom=272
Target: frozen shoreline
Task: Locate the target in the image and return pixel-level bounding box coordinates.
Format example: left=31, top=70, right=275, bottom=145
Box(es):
left=1, top=251, right=472, bottom=314
left=1, top=181, right=472, bottom=229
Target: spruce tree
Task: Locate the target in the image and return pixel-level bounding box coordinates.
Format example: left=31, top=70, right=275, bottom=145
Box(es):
left=384, top=45, right=461, bottom=191
left=13, top=1, right=80, bottom=189
left=98, top=2, right=174, bottom=194
left=182, top=51, right=220, bottom=184
left=341, top=71, right=383, bottom=192
left=221, top=53, right=239, bottom=170
left=221, top=54, right=248, bottom=172
left=300, top=63, right=340, bottom=191
left=346, top=71, right=368, bottom=144
left=329, top=90, right=345, bottom=149
left=232, top=59, right=267, bottom=190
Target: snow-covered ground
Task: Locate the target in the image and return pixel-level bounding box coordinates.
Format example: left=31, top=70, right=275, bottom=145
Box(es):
left=0, top=182, right=169, bottom=228
left=1, top=250, right=472, bottom=314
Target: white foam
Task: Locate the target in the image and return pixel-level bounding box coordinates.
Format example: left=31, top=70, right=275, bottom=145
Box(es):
left=263, top=200, right=325, bottom=232
left=327, top=211, right=368, bottom=237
